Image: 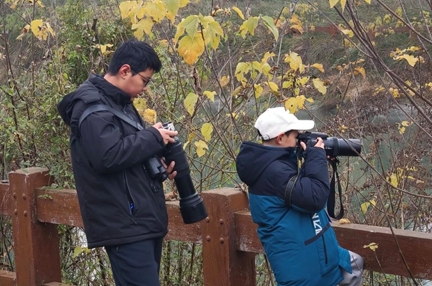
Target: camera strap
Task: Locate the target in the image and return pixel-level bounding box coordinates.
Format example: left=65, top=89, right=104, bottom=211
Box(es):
left=79, top=104, right=144, bottom=131
left=327, top=159, right=344, bottom=219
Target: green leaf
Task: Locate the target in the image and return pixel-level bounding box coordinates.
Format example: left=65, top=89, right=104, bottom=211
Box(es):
left=239, top=17, right=259, bottom=38
left=163, top=0, right=180, bottom=20
left=184, top=93, right=198, bottom=116
left=73, top=246, right=82, bottom=258
left=182, top=15, right=200, bottom=37
left=204, top=18, right=224, bottom=50
left=261, top=15, right=279, bottom=41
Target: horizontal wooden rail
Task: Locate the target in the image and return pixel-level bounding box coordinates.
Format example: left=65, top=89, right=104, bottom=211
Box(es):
left=2, top=168, right=432, bottom=285
left=0, top=270, right=15, bottom=286
left=235, top=210, right=432, bottom=280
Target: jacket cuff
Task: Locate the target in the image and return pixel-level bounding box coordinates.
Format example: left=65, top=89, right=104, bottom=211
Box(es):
left=146, top=127, right=165, bottom=147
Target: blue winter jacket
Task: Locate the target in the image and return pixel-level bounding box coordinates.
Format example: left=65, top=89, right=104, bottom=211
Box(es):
left=236, top=142, right=352, bottom=286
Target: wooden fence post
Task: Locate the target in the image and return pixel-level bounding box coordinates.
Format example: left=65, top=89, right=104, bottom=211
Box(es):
left=201, top=188, right=256, bottom=286
left=10, top=167, right=61, bottom=286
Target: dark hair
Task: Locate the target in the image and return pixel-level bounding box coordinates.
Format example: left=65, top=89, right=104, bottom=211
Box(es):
left=257, top=129, right=293, bottom=142
left=107, top=39, right=162, bottom=75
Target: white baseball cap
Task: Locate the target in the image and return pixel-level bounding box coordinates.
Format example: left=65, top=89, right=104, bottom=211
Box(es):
left=254, top=107, right=315, bottom=140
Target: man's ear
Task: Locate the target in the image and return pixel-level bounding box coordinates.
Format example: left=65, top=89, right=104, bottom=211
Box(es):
left=276, top=134, right=284, bottom=145
left=119, top=64, right=131, bottom=78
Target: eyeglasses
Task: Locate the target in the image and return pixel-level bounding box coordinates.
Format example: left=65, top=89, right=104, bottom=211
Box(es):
left=131, top=69, right=152, bottom=87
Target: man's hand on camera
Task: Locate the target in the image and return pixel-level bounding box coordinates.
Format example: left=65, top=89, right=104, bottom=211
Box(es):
left=314, top=137, right=325, bottom=149
left=153, top=122, right=177, bottom=145
left=161, top=158, right=177, bottom=180
left=300, top=137, right=325, bottom=150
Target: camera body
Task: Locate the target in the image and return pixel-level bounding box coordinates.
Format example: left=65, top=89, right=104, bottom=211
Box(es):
left=297, top=132, right=362, bottom=157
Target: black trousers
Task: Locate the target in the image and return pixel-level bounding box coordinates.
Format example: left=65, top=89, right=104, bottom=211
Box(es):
left=105, top=237, right=164, bottom=286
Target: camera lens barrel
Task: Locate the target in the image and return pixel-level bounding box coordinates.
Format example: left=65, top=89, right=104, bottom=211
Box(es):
left=164, top=139, right=208, bottom=224
left=324, top=138, right=362, bottom=157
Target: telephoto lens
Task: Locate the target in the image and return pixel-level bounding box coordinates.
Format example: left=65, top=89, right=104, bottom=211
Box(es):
left=163, top=122, right=208, bottom=224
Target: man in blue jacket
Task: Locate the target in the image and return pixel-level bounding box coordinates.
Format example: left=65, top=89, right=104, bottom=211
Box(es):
left=236, top=107, right=363, bottom=286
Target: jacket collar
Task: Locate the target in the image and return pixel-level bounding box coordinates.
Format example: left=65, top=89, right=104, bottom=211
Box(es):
left=89, top=74, right=132, bottom=106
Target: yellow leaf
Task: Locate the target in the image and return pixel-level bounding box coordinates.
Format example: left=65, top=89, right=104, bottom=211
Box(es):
left=389, top=88, right=400, bottom=98
left=290, top=14, right=302, bottom=26
left=145, top=1, right=167, bottom=22
left=194, top=140, right=208, bottom=157
left=388, top=173, right=398, bottom=188
left=178, top=33, right=205, bottom=65
left=285, top=95, right=306, bottom=113
left=133, top=98, right=147, bottom=113
left=363, top=242, right=378, bottom=251
left=235, top=62, right=251, bottom=85
left=354, top=67, right=366, bottom=78
left=311, top=63, right=324, bottom=73
left=143, top=109, right=157, bottom=124
left=312, top=78, right=327, bottom=95
left=340, top=0, right=347, bottom=11
left=339, top=218, right=351, bottom=224
left=297, top=76, right=309, bottom=86
left=184, top=92, right=198, bottom=116
left=203, top=90, right=216, bottom=102
left=119, top=1, right=138, bottom=19
left=267, top=81, right=279, bottom=94
left=286, top=52, right=304, bottom=73
left=254, top=84, right=263, bottom=98
left=179, top=0, right=189, bottom=7
left=232, top=6, right=245, bottom=20
left=395, top=54, right=418, bottom=67
left=201, top=123, right=213, bottom=141
left=30, top=19, right=44, bottom=39
left=364, top=0, right=371, bottom=4
left=99, top=44, right=113, bottom=55
left=132, top=18, right=154, bottom=39
left=220, top=76, right=230, bottom=87
left=329, top=0, right=340, bottom=8
left=361, top=202, right=370, bottom=214
left=340, top=29, right=354, bottom=38
left=261, top=52, right=275, bottom=64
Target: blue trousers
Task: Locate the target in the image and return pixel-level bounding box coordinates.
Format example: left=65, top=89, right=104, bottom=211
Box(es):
left=105, top=237, right=164, bottom=286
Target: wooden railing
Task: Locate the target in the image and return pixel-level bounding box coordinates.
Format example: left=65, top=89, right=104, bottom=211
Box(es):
left=1, top=168, right=432, bottom=285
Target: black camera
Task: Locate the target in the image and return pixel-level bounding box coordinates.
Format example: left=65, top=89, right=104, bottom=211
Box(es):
left=297, top=132, right=361, bottom=157
left=161, top=122, right=208, bottom=224
left=144, top=156, right=168, bottom=181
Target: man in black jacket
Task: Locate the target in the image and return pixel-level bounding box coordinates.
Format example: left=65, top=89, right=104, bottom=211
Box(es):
left=57, top=40, right=177, bottom=286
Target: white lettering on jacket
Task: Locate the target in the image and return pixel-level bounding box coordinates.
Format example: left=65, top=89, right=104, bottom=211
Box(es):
left=312, top=213, right=322, bottom=235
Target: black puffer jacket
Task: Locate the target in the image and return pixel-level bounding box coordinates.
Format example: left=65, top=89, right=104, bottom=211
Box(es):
left=57, top=75, right=168, bottom=248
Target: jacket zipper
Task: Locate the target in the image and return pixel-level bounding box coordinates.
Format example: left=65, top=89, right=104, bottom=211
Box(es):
left=322, top=236, right=328, bottom=264
left=124, top=172, right=136, bottom=217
